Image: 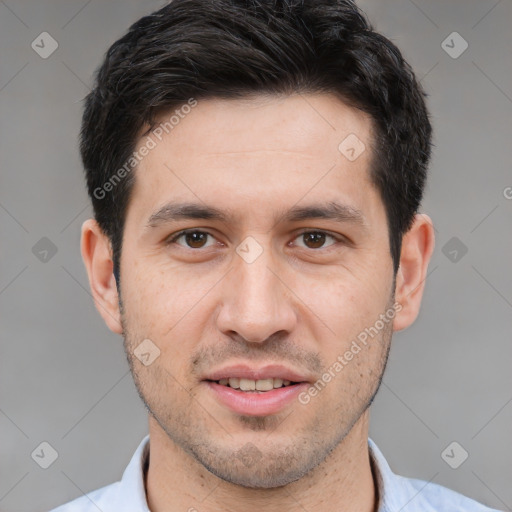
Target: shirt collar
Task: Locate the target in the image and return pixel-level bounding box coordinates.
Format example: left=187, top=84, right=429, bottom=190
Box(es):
left=368, top=437, right=426, bottom=512
left=118, top=434, right=151, bottom=512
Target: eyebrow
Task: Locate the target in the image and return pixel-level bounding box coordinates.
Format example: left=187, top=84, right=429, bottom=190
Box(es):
left=146, top=202, right=230, bottom=228
left=276, top=201, right=367, bottom=227
left=146, top=200, right=367, bottom=229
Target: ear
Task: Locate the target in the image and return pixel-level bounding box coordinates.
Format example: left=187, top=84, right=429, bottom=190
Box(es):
left=393, top=213, right=435, bottom=332
left=80, top=219, right=123, bottom=334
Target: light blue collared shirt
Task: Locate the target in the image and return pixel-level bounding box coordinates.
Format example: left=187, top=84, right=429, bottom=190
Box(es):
left=49, top=435, right=501, bottom=512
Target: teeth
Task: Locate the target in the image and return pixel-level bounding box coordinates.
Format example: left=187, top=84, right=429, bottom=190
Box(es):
left=272, top=378, right=283, bottom=388
left=255, top=378, right=273, bottom=391
left=217, top=377, right=295, bottom=391
left=239, top=378, right=256, bottom=391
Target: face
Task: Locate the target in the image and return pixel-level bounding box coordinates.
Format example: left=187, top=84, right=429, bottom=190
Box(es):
left=119, top=93, right=396, bottom=488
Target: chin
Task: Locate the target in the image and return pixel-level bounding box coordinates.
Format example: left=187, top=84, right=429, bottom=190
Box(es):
left=201, top=458, right=309, bottom=489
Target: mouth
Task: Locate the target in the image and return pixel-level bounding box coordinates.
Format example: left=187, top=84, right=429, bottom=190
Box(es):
left=201, top=365, right=311, bottom=416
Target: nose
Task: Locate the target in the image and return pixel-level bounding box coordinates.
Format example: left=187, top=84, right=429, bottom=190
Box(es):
left=215, top=242, right=297, bottom=344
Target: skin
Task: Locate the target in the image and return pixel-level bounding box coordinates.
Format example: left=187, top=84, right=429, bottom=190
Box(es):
left=81, top=93, right=435, bottom=512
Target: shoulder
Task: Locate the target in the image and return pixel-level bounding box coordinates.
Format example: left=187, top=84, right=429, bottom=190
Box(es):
left=368, top=438, right=502, bottom=512
left=48, top=435, right=150, bottom=512
left=396, top=473, right=502, bottom=512
left=48, top=481, right=122, bottom=512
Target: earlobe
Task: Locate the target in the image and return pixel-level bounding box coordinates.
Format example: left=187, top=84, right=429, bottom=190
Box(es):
left=393, top=214, right=435, bottom=332
left=80, top=219, right=123, bottom=334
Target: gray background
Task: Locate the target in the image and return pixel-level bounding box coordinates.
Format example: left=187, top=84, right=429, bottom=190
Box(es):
left=1, top=0, right=511, bottom=511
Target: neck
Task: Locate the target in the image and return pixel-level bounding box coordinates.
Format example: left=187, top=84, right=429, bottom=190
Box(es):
left=145, top=410, right=377, bottom=512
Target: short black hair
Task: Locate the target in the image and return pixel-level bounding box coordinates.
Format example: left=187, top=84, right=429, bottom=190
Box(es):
left=80, top=0, right=432, bottom=282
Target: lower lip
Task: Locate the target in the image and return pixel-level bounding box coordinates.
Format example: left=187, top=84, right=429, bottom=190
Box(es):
left=205, top=381, right=309, bottom=416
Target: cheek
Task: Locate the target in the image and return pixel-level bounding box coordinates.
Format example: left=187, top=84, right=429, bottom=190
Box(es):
left=121, top=263, right=219, bottom=349
left=297, top=268, right=390, bottom=332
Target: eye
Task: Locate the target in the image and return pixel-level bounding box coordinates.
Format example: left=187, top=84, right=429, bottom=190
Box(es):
left=167, top=229, right=217, bottom=249
left=292, top=231, right=339, bottom=249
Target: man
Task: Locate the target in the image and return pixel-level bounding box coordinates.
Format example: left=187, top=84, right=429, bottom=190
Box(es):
left=50, top=0, right=500, bottom=511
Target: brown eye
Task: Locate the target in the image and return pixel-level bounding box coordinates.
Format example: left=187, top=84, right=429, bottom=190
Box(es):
left=184, top=231, right=208, bottom=248
left=294, top=231, right=338, bottom=250
left=168, top=230, right=215, bottom=249
left=304, top=232, right=326, bottom=248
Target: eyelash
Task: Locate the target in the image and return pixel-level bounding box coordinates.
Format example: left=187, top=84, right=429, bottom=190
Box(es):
left=165, top=229, right=345, bottom=250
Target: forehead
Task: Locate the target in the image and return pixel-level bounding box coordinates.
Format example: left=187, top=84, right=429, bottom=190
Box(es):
left=128, top=93, right=382, bottom=227
left=154, top=93, right=373, bottom=161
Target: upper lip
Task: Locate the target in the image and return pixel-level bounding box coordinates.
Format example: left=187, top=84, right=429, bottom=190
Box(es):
left=203, top=364, right=313, bottom=383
